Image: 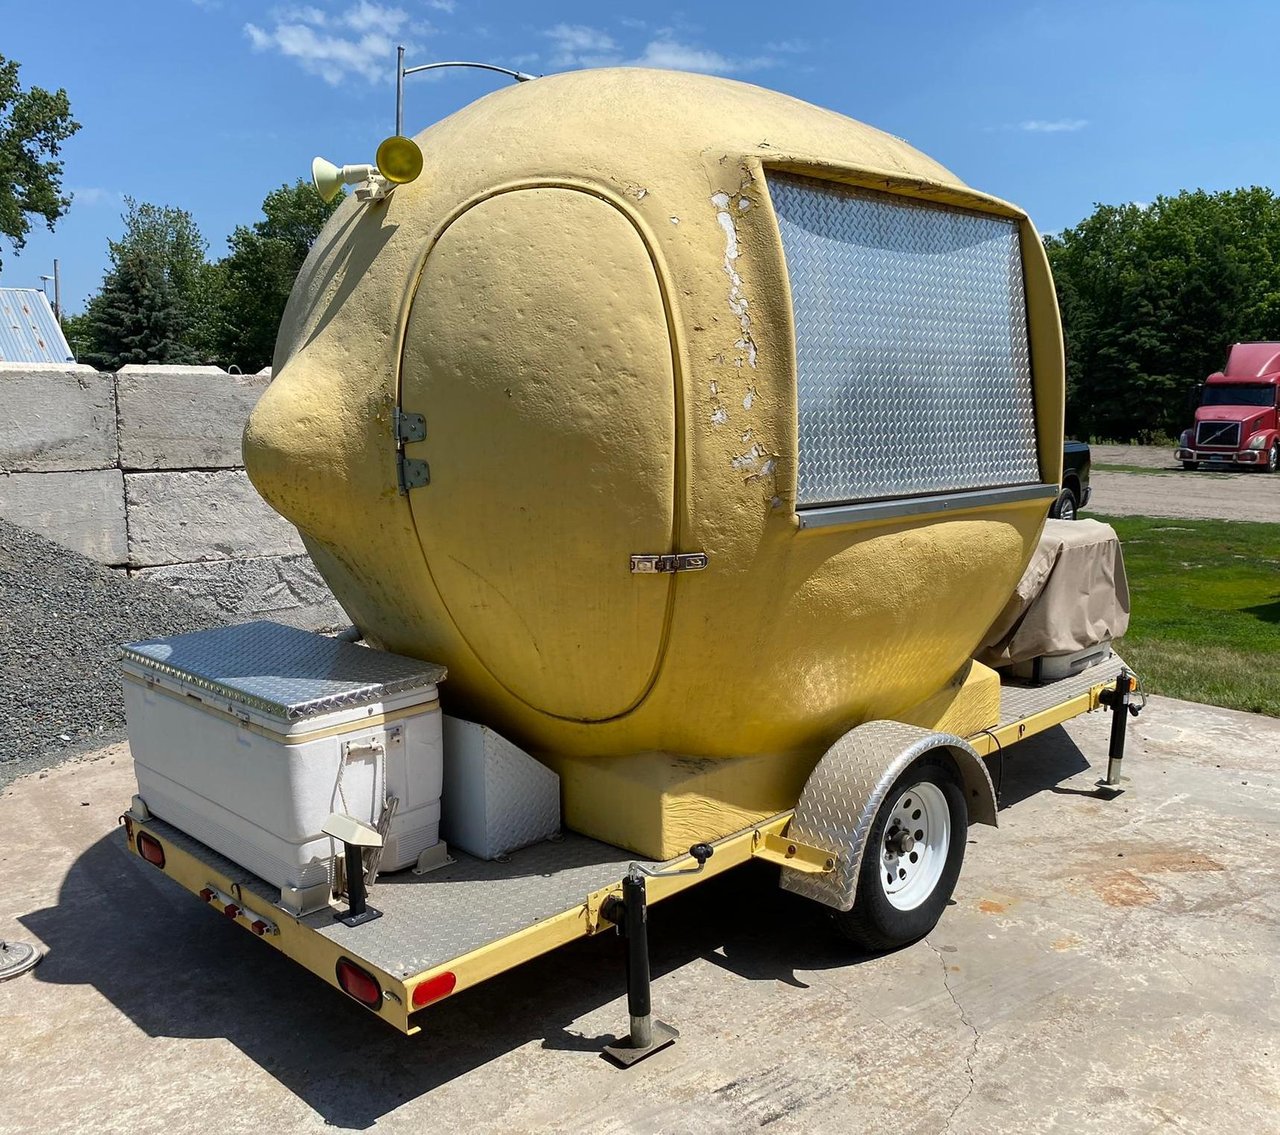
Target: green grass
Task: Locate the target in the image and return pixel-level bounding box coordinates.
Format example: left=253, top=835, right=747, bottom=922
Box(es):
left=1096, top=515, right=1280, bottom=716
left=1093, top=462, right=1256, bottom=476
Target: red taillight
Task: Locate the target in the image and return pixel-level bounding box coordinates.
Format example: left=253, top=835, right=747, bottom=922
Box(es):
left=222, top=904, right=241, bottom=920
left=411, top=971, right=457, bottom=1009
left=335, top=958, right=382, bottom=1010
left=137, top=832, right=165, bottom=868
left=198, top=888, right=215, bottom=903
left=250, top=920, right=269, bottom=936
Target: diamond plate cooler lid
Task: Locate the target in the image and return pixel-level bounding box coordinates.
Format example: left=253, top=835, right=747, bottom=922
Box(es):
left=122, top=621, right=447, bottom=722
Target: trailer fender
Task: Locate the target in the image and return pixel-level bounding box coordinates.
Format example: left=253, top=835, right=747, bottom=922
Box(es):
left=779, top=720, right=997, bottom=912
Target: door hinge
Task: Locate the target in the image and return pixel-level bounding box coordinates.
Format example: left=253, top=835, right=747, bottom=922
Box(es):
left=394, top=407, right=429, bottom=493
left=398, top=455, right=430, bottom=491
left=630, top=553, right=709, bottom=574
left=394, top=408, right=426, bottom=443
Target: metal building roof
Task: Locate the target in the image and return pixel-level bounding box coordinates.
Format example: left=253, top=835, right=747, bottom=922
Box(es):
left=0, top=288, right=75, bottom=364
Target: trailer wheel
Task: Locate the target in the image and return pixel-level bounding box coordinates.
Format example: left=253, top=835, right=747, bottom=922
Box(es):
left=830, top=758, right=967, bottom=952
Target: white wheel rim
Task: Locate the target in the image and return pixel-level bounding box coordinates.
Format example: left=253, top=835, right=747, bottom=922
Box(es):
left=879, top=780, right=950, bottom=911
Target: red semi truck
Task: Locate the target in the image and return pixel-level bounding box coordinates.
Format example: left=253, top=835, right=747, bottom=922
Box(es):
left=1175, top=342, right=1280, bottom=472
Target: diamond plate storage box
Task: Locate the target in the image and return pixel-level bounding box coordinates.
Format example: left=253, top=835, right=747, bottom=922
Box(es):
left=441, top=717, right=560, bottom=860
left=121, top=622, right=446, bottom=913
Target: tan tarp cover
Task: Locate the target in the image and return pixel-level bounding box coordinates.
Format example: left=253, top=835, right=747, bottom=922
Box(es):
left=976, top=519, right=1130, bottom=668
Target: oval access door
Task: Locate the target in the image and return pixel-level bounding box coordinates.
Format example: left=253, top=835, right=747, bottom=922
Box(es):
left=400, top=188, right=677, bottom=722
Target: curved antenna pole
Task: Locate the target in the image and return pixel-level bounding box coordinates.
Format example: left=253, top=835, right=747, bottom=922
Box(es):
left=395, top=52, right=539, bottom=136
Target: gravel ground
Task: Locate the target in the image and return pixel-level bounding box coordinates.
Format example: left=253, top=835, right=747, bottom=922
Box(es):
left=1088, top=445, right=1280, bottom=523
left=0, top=520, right=223, bottom=788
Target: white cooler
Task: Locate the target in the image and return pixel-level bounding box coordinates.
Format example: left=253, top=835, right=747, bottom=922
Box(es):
left=122, top=621, right=447, bottom=914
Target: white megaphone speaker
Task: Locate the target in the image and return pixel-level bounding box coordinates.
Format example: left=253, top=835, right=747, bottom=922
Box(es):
left=311, top=157, right=377, bottom=203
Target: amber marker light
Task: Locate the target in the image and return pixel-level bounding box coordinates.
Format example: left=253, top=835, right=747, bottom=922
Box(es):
left=376, top=135, right=424, bottom=185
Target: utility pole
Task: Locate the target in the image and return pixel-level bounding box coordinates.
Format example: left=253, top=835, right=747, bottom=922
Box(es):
left=53, top=259, right=62, bottom=325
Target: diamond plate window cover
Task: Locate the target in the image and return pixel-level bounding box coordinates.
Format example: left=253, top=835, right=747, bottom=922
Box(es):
left=768, top=172, right=1040, bottom=506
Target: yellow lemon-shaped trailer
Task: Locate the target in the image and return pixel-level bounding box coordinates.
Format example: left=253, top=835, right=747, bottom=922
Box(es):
left=244, top=69, right=1063, bottom=857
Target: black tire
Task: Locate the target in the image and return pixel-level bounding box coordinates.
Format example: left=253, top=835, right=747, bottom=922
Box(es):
left=830, top=758, right=968, bottom=952
left=1049, top=486, right=1078, bottom=520
left=1182, top=461, right=1199, bottom=471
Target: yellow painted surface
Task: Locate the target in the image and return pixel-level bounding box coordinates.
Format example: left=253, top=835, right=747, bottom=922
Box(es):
left=896, top=659, right=1003, bottom=738
left=244, top=69, right=1063, bottom=847
left=543, top=748, right=817, bottom=860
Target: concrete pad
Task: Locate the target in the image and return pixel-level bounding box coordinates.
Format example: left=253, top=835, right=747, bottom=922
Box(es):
left=0, top=364, right=116, bottom=472
left=124, top=469, right=304, bottom=567
left=116, top=367, right=268, bottom=470
left=0, top=468, right=127, bottom=564
left=133, top=553, right=348, bottom=631
left=1, top=694, right=1277, bottom=1134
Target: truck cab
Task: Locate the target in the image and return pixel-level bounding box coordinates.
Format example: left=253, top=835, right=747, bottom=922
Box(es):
left=1176, top=342, right=1280, bottom=472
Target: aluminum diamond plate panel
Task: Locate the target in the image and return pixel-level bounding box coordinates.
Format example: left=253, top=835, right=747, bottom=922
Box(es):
left=135, top=816, right=639, bottom=979
left=997, top=654, right=1125, bottom=726
left=780, top=722, right=991, bottom=912
left=768, top=173, right=1039, bottom=506
left=122, top=622, right=446, bottom=722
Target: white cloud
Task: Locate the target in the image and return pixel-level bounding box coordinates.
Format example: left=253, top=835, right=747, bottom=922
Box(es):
left=244, top=3, right=415, bottom=85
left=542, top=23, right=778, bottom=75
left=1018, top=118, right=1089, bottom=133
left=633, top=39, right=736, bottom=73
left=69, top=187, right=122, bottom=207
left=544, top=23, right=619, bottom=66
left=425, top=0, right=455, bottom=11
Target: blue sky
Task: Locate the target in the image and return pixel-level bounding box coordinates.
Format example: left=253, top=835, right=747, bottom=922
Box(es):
left=4, top=0, right=1279, bottom=314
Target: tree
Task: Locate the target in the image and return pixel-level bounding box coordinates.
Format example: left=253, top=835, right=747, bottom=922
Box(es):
left=108, top=198, right=216, bottom=362
left=0, top=54, right=79, bottom=270
left=215, top=180, right=342, bottom=371
left=1046, top=189, right=1280, bottom=442
left=74, top=198, right=222, bottom=367
left=79, top=250, right=182, bottom=370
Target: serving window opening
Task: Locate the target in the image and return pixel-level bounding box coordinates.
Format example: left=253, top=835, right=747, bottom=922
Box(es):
left=767, top=172, right=1040, bottom=513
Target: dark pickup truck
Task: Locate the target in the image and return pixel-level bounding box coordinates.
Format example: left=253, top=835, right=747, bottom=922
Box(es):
left=1050, top=440, right=1091, bottom=519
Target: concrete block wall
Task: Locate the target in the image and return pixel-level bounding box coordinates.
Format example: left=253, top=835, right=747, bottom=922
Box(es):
left=0, top=362, right=347, bottom=631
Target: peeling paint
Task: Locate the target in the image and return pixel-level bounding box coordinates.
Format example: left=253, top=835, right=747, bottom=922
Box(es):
left=743, top=387, right=756, bottom=411
left=709, top=380, right=719, bottom=396
left=710, top=191, right=759, bottom=372
left=737, top=197, right=751, bottom=211
left=669, top=216, right=680, bottom=225
left=711, top=407, right=729, bottom=426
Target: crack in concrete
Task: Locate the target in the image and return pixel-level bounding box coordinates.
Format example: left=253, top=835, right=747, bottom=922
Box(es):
left=926, top=936, right=980, bottom=1133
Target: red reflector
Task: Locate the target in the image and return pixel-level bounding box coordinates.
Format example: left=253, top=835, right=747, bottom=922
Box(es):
left=250, top=920, right=269, bottom=936
left=411, top=971, right=457, bottom=1009
left=198, top=889, right=215, bottom=903
left=223, top=904, right=240, bottom=919
left=336, top=959, right=382, bottom=1010
left=136, top=832, right=165, bottom=868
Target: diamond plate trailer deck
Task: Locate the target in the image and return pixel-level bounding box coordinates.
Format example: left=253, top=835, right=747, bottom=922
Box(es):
left=119, top=656, right=1127, bottom=1036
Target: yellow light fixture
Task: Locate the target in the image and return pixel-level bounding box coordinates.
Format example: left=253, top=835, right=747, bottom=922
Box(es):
left=376, top=135, right=424, bottom=185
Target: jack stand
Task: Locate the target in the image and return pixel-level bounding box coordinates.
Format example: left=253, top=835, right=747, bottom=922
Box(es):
left=336, top=841, right=382, bottom=927
left=1097, top=668, right=1139, bottom=795
left=601, top=868, right=678, bottom=1067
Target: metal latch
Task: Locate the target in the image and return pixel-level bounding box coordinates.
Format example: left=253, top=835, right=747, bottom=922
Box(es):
left=630, top=553, right=709, bottom=574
